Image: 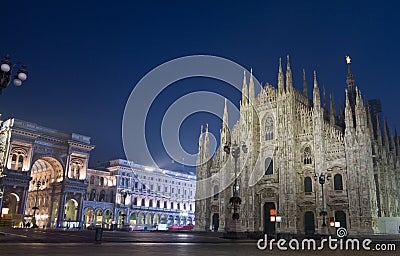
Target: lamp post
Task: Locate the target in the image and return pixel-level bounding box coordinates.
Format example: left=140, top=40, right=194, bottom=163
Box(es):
left=32, top=181, right=41, bottom=228
left=314, top=173, right=330, bottom=229
left=224, top=141, right=247, bottom=227
left=0, top=55, right=28, bottom=94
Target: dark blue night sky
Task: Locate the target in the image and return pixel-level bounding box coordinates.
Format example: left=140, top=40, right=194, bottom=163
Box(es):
left=1, top=1, right=399, bottom=171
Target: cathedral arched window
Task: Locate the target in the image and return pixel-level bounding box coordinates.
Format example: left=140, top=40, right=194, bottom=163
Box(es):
left=149, top=199, right=153, bottom=207
left=170, top=202, right=174, bottom=209
left=303, top=147, right=312, bottom=165
left=142, top=198, right=145, bottom=207
left=213, top=185, right=219, bottom=200
left=265, top=117, right=274, bottom=140
left=334, top=174, right=343, bottom=191
left=133, top=197, right=138, bottom=205
left=189, top=204, right=193, bottom=211
left=100, top=177, right=104, bottom=186
left=157, top=200, right=160, bottom=208
left=304, top=177, right=312, bottom=193
left=164, top=201, right=167, bottom=208
left=265, top=157, right=273, bottom=175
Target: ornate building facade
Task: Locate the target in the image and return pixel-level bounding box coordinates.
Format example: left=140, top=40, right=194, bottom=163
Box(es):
left=0, top=118, right=93, bottom=228
left=195, top=57, right=400, bottom=235
left=83, top=159, right=195, bottom=229
left=0, top=119, right=195, bottom=229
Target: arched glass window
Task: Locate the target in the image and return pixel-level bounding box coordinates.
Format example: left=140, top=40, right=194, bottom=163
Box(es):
left=141, top=198, right=145, bottom=206
left=265, top=157, right=273, bottom=175
left=149, top=199, right=153, bottom=207
left=303, top=147, right=312, bottom=165
left=11, top=154, right=17, bottom=169
left=213, top=185, right=219, bottom=200
left=133, top=197, right=137, bottom=205
left=163, top=202, right=167, bottom=208
left=17, top=155, right=24, bottom=170
left=170, top=202, right=174, bottom=209
left=189, top=204, right=192, bottom=211
left=100, top=177, right=104, bottom=186
left=156, top=201, right=160, bottom=208
left=89, top=189, right=96, bottom=201
left=265, top=117, right=274, bottom=140
left=177, top=203, right=180, bottom=210
left=90, top=176, right=95, bottom=184
left=334, top=174, right=343, bottom=191
left=304, top=177, right=312, bottom=193
left=99, top=190, right=106, bottom=202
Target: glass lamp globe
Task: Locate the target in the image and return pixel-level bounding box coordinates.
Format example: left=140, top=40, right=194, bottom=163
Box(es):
left=14, top=79, right=22, bottom=86
left=1, top=63, right=10, bottom=72
left=18, top=72, right=27, bottom=81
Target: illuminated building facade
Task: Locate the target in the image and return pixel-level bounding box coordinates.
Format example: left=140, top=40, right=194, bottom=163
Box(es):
left=0, top=119, right=195, bottom=229
left=195, top=57, right=400, bottom=235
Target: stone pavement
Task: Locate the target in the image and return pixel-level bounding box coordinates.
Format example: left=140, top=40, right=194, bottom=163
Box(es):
left=0, top=228, right=399, bottom=256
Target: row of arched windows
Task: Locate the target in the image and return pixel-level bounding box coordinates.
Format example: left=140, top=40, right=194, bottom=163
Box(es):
left=89, top=175, right=107, bottom=186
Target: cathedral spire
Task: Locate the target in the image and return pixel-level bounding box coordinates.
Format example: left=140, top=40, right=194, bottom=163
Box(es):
left=221, top=98, right=231, bottom=148
left=278, top=58, right=285, bottom=94
left=383, top=119, right=390, bottom=151
left=345, top=89, right=354, bottom=129
left=313, top=70, right=320, bottom=108
left=323, top=86, right=328, bottom=118
left=202, top=123, right=210, bottom=161
left=346, top=55, right=355, bottom=87
left=366, top=102, right=375, bottom=138
left=345, top=55, right=356, bottom=110
left=249, top=68, right=255, bottom=101
left=242, top=70, right=248, bottom=106
left=330, top=93, right=336, bottom=126
left=197, top=125, right=204, bottom=163
left=286, top=55, right=293, bottom=92
left=376, top=114, right=382, bottom=146
left=302, top=68, right=308, bottom=97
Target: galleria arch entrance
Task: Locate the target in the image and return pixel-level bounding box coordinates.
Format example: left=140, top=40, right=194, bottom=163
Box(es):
left=0, top=118, right=93, bottom=228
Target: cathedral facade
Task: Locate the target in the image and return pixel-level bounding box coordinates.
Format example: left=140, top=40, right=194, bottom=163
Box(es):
left=195, top=56, right=400, bottom=235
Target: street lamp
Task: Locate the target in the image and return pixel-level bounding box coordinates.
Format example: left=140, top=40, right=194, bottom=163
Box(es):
left=0, top=55, right=28, bottom=94
left=224, top=141, right=247, bottom=221
left=314, top=172, right=330, bottom=228
left=32, top=181, right=41, bottom=228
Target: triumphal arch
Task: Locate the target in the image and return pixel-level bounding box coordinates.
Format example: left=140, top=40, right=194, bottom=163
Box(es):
left=0, top=117, right=93, bottom=228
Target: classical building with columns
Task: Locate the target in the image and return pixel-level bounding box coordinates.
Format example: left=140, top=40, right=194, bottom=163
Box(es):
left=195, top=56, right=400, bottom=235
left=0, top=119, right=195, bottom=229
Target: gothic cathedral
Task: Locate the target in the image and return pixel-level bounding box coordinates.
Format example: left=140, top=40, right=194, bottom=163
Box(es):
left=195, top=56, right=400, bottom=235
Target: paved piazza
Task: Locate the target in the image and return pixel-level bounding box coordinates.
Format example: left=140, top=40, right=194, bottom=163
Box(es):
left=0, top=229, right=399, bottom=256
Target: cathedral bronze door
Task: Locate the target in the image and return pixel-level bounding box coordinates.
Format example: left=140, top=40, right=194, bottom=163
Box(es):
left=263, top=202, right=276, bottom=235
left=304, top=211, right=315, bottom=235
left=212, top=213, right=219, bottom=232
left=335, top=211, right=347, bottom=229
